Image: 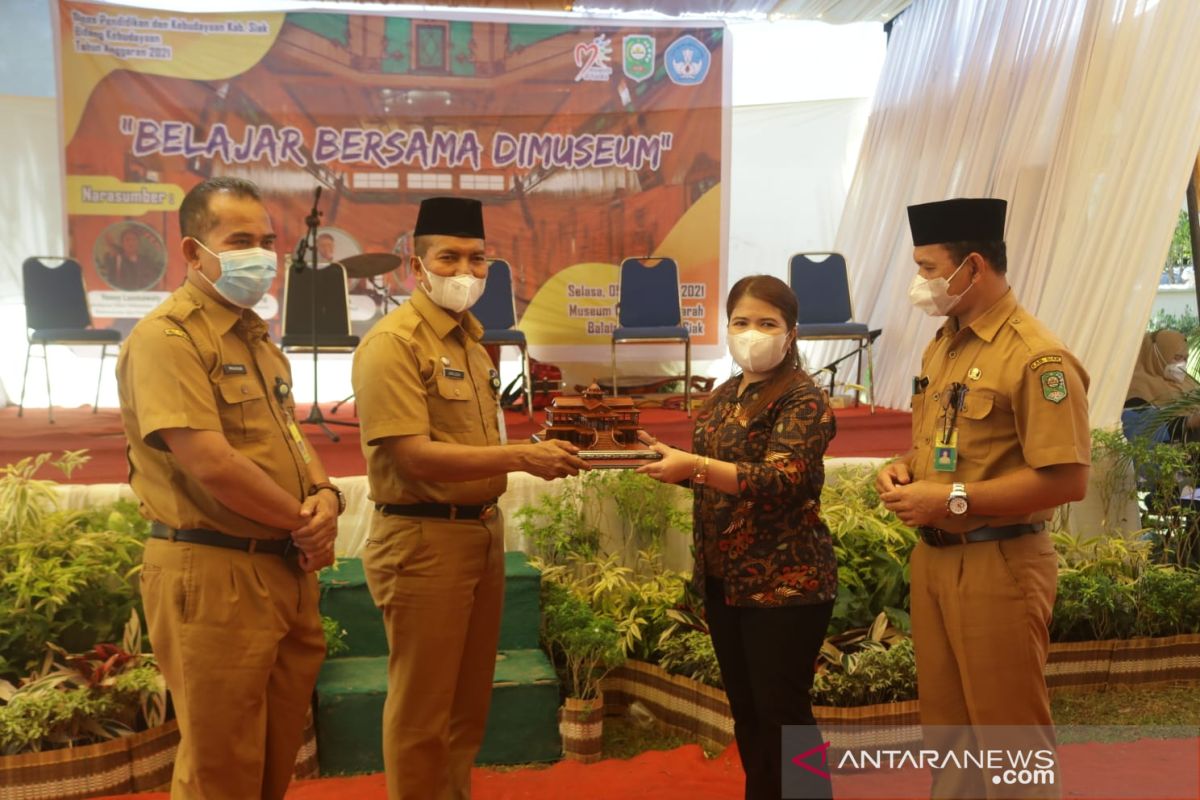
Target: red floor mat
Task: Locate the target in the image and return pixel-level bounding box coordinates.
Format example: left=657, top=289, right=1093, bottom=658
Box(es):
left=95, top=737, right=1199, bottom=800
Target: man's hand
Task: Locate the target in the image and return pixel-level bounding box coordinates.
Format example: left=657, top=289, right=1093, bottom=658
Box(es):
left=296, top=542, right=335, bottom=573
left=291, top=489, right=339, bottom=556
left=880, top=480, right=951, bottom=527
left=876, top=459, right=913, bottom=494
left=519, top=440, right=590, bottom=481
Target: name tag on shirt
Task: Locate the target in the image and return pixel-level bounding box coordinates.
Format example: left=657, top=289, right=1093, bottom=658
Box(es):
left=443, top=368, right=465, bottom=380
left=287, top=420, right=313, bottom=464
left=223, top=364, right=248, bottom=375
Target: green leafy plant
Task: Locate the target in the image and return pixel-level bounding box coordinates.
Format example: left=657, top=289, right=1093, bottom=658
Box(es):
left=535, top=550, right=690, bottom=662
left=1051, top=528, right=1151, bottom=581
left=540, top=582, right=625, bottom=700
left=0, top=615, right=166, bottom=755
left=656, top=628, right=722, bottom=688
left=1051, top=566, right=1200, bottom=641
left=821, top=465, right=917, bottom=634
left=592, top=470, right=692, bottom=562
left=516, top=474, right=604, bottom=565
left=811, top=636, right=916, bottom=706
left=1090, top=426, right=1200, bottom=567
left=0, top=452, right=149, bottom=681
left=517, top=471, right=692, bottom=568
left=322, top=615, right=349, bottom=658
left=0, top=451, right=90, bottom=545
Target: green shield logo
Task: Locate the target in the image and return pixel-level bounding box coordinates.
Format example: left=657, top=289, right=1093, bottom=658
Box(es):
left=623, top=35, right=655, bottom=83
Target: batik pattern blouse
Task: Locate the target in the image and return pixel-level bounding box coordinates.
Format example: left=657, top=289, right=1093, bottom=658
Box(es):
left=691, top=375, right=838, bottom=608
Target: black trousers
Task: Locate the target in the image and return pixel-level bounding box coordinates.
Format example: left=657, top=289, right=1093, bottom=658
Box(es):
left=705, top=576, right=834, bottom=800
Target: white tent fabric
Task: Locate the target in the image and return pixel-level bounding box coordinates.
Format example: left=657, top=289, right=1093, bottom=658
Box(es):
left=0, top=96, right=63, bottom=307
left=772, top=0, right=910, bottom=24
left=819, top=0, right=1200, bottom=427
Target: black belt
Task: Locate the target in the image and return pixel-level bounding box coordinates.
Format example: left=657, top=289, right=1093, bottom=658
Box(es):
left=918, top=522, right=1045, bottom=548
left=150, top=521, right=295, bottom=556
left=376, top=501, right=499, bottom=521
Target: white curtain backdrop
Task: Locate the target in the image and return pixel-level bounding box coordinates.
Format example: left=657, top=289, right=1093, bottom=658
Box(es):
left=822, top=0, right=1200, bottom=427
left=0, top=96, right=62, bottom=307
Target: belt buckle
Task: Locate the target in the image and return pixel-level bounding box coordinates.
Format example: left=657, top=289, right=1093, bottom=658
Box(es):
left=282, top=538, right=297, bottom=558
left=448, top=504, right=459, bottom=521
left=481, top=504, right=498, bottom=522
left=924, top=527, right=946, bottom=547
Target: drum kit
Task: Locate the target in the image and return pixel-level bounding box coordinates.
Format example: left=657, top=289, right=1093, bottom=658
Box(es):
left=335, top=252, right=409, bottom=321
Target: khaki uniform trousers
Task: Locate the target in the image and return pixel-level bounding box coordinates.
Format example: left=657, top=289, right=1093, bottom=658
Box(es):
left=362, top=510, right=506, bottom=800
left=911, top=530, right=1059, bottom=800
left=140, top=537, right=325, bottom=800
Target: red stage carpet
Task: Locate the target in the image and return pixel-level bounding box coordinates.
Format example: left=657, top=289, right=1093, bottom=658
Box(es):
left=95, top=737, right=1199, bottom=800
left=0, top=403, right=911, bottom=484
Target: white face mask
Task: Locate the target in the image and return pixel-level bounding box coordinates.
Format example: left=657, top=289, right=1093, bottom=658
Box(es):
left=194, top=240, right=277, bottom=309
left=1166, top=363, right=1188, bottom=382
left=729, top=329, right=791, bottom=374
left=419, top=259, right=486, bottom=313
left=909, top=258, right=972, bottom=317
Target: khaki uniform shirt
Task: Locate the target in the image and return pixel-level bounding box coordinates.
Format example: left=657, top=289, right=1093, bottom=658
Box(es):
left=910, top=289, right=1090, bottom=533
left=352, top=289, right=505, bottom=505
left=117, top=280, right=314, bottom=540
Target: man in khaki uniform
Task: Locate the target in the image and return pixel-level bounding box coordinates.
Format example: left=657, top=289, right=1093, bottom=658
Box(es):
left=877, top=199, right=1090, bottom=799
left=351, top=197, right=587, bottom=800
left=117, top=177, right=343, bottom=799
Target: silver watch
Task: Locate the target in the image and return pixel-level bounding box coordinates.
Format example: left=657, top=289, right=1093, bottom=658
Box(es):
left=947, top=482, right=969, bottom=516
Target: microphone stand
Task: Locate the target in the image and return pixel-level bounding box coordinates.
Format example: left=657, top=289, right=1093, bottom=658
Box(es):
left=815, top=329, right=881, bottom=407
left=294, top=187, right=356, bottom=442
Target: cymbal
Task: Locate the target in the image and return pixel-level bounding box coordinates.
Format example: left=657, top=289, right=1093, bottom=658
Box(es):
left=337, top=253, right=404, bottom=278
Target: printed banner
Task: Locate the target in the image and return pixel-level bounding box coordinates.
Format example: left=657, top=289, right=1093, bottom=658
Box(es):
left=57, top=2, right=727, bottom=356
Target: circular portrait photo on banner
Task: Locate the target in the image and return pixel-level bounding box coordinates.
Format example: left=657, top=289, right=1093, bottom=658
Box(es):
left=95, top=221, right=166, bottom=291
left=314, top=226, right=360, bottom=267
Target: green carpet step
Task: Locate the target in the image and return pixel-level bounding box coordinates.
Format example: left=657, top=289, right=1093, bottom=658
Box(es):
left=319, top=552, right=542, bottom=659
left=315, top=649, right=561, bottom=775
left=499, top=551, right=542, bottom=651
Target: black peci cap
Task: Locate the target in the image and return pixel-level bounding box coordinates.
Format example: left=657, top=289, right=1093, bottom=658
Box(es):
left=907, top=198, right=1007, bottom=246
left=413, top=197, right=485, bottom=239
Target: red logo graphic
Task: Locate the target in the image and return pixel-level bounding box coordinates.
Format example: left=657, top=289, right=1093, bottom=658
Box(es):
left=791, top=741, right=832, bottom=780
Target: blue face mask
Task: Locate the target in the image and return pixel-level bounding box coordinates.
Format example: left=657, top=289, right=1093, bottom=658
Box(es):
left=194, top=240, right=278, bottom=308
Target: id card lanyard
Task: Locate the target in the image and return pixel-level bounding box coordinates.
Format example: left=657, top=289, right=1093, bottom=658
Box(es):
left=923, top=331, right=985, bottom=474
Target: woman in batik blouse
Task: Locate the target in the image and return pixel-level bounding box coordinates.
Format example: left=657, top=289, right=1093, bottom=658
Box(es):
left=639, top=274, right=837, bottom=800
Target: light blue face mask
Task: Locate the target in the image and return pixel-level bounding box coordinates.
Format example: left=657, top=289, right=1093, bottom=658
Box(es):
left=194, top=240, right=278, bottom=308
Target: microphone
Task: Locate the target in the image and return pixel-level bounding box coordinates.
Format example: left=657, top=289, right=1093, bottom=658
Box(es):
left=293, top=236, right=308, bottom=270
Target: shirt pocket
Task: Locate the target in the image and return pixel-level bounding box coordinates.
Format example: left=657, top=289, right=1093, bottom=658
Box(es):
left=956, top=391, right=997, bottom=463
left=429, top=373, right=478, bottom=434
left=216, top=376, right=274, bottom=442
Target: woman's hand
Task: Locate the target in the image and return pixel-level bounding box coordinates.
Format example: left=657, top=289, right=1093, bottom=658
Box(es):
left=636, top=442, right=697, bottom=484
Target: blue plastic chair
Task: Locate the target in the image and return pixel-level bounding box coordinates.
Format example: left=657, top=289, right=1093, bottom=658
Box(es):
left=789, top=252, right=875, bottom=411
left=474, top=259, right=533, bottom=420
left=19, top=257, right=122, bottom=423
left=611, top=257, right=691, bottom=416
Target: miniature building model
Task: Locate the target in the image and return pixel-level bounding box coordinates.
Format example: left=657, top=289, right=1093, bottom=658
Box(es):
left=539, top=383, right=644, bottom=450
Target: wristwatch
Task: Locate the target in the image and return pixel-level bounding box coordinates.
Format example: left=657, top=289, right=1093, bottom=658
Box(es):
left=309, top=481, right=346, bottom=515
left=947, top=482, right=969, bottom=516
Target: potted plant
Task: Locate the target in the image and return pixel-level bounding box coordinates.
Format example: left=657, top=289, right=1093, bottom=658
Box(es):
left=541, top=583, right=625, bottom=762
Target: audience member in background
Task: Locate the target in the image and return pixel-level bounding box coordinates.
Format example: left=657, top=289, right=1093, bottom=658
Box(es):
left=638, top=274, right=837, bottom=800
left=1123, top=329, right=1200, bottom=442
